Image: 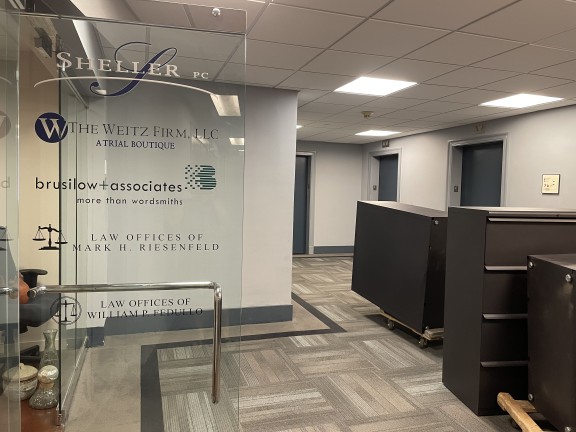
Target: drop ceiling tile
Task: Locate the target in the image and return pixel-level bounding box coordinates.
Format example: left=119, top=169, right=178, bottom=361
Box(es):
left=95, top=22, right=148, bottom=49
left=299, top=102, right=353, bottom=114
left=412, top=100, right=473, bottom=113
left=320, top=112, right=364, bottom=123
left=472, top=45, right=576, bottom=73
left=384, top=110, right=432, bottom=120
left=440, top=89, right=514, bottom=104
left=383, top=110, right=436, bottom=120
left=337, top=124, right=386, bottom=133
left=392, top=84, right=467, bottom=100
left=532, top=60, right=576, bottom=80
left=218, top=63, right=294, bottom=86
left=248, top=4, right=362, bottom=48
left=303, top=130, right=357, bottom=141
left=332, top=20, right=449, bottom=57
left=174, top=57, right=225, bottom=79
left=127, top=0, right=191, bottom=27
left=306, top=121, right=352, bottom=129
left=295, top=119, right=315, bottom=126
left=272, top=0, right=384, bottom=17
left=278, top=71, right=353, bottom=91
left=407, top=33, right=522, bottom=66
left=422, top=112, right=480, bottom=122
left=295, top=89, right=330, bottom=106
left=231, top=40, right=322, bottom=70
left=462, top=0, right=576, bottom=43
left=331, top=135, right=376, bottom=144
left=530, top=82, right=576, bottom=99
left=342, top=107, right=398, bottom=118
left=373, top=0, right=517, bottom=30
left=537, top=29, right=576, bottom=52
left=426, top=67, right=518, bottom=87
left=246, top=65, right=296, bottom=85
left=363, top=97, right=428, bottom=110
left=480, top=74, right=571, bottom=92
left=358, top=117, right=408, bottom=127
left=449, top=105, right=513, bottom=117
left=150, top=28, right=240, bottom=61
left=297, top=127, right=330, bottom=138
left=297, top=111, right=332, bottom=121
left=368, top=59, right=461, bottom=82
left=302, top=50, right=396, bottom=76
left=312, top=93, right=380, bottom=105
left=393, top=119, right=446, bottom=128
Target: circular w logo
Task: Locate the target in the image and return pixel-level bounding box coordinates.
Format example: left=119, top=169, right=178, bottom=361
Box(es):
left=35, top=112, right=68, bottom=143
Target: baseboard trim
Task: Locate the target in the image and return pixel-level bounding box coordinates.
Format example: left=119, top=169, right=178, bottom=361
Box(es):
left=313, top=246, right=354, bottom=254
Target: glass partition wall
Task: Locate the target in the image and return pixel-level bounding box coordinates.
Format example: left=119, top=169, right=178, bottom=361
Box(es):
left=0, top=3, right=20, bottom=432
left=17, top=6, right=245, bottom=431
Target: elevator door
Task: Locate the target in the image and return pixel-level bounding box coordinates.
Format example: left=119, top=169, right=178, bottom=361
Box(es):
left=293, top=155, right=309, bottom=254
left=378, top=154, right=399, bottom=201
left=460, top=141, right=503, bottom=207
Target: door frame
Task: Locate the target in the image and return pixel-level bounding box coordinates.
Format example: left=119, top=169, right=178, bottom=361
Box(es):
left=446, top=134, right=508, bottom=208
left=295, top=152, right=315, bottom=255
left=367, top=148, right=401, bottom=201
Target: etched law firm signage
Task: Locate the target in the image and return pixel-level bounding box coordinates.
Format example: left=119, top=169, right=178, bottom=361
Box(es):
left=35, top=41, right=211, bottom=97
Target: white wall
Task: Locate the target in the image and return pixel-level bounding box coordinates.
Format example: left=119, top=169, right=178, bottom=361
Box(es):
left=363, top=105, right=576, bottom=211
left=297, top=140, right=363, bottom=249
left=243, top=86, right=297, bottom=308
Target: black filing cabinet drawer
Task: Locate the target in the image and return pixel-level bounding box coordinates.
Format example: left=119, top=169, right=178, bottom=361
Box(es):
left=482, top=273, right=527, bottom=314
left=484, top=221, right=576, bottom=266
left=478, top=366, right=528, bottom=415
left=480, top=320, right=527, bottom=362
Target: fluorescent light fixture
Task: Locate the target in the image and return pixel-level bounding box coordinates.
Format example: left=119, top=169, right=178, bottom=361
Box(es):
left=229, top=138, right=244, bottom=146
left=296, top=125, right=303, bottom=129
left=355, top=130, right=400, bottom=137
left=211, top=94, right=241, bottom=116
left=480, top=94, right=563, bottom=109
left=335, top=77, right=417, bottom=97
left=8, top=0, right=25, bottom=9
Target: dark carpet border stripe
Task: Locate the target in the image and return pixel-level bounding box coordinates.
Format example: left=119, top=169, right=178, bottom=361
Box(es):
left=140, top=292, right=346, bottom=432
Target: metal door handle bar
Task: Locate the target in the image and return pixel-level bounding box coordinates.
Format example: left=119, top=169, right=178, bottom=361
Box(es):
left=29, top=281, right=223, bottom=403
left=0, top=287, right=14, bottom=295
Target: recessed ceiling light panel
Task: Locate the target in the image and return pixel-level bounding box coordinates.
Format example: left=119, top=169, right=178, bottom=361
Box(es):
left=480, top=94, right=563, bottom=109
left=229, top=138, right=244, bottom=146
left=335, top=77, right=417, bottom=97
left=355, top=130, right=400, bottom=137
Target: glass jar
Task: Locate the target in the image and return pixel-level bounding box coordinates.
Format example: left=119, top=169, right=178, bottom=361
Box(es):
left=39, top=329, right=58, bottom=369
left=29, top=365, right=59, bottom=409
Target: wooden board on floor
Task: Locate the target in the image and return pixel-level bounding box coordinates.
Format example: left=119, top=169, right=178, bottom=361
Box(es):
left=497, top=392, right=542, bottom=432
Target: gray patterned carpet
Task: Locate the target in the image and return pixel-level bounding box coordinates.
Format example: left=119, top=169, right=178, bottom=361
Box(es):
left=157, top=257, right=517, bottom=432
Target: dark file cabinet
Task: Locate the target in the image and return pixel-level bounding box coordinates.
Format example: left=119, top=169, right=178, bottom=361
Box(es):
left=351, top=201, right=447, bottom=333
left=442, top=207, right=576, bottom=415
left=527, top=254, right=576, bottom=432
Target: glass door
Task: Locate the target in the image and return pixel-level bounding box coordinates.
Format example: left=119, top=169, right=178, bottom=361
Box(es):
left=18, top=7, right=245, bottom=432
left=0, top=3, right=20, bottom=432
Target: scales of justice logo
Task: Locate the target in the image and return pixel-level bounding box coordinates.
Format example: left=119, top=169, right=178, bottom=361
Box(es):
left=50, top=296, right=82, bottom=325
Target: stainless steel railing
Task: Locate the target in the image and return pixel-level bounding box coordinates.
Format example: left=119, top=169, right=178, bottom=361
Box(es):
left=28, top=281, right=223, bottom=403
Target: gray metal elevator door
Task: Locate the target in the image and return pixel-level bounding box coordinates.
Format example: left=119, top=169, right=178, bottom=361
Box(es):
left=378, top=154, right=398, bottom=201
left=293, top=156, right=309, bottom=254
left=460, top=141, right=503, bottom=207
